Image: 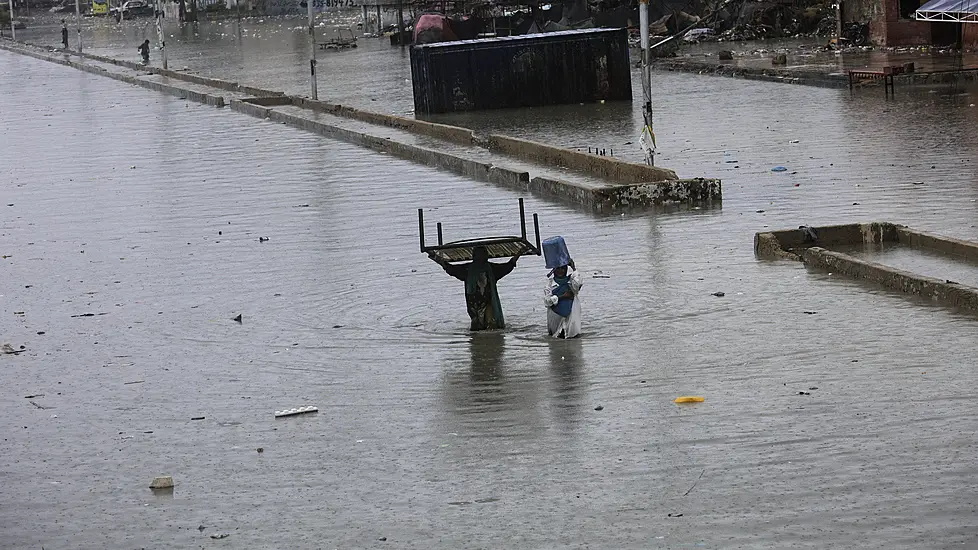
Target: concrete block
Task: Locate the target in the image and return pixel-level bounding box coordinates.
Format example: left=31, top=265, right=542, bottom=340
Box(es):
left=149, top=476, right=174, bottom=489
left=488, top=166, right=530, bottom=190
left=756, top=222, right=978, bottom=313
left=486, top=134, right=679, bottom=184
left=241, top=96, right=293, bottom=107
left=804, top=247, right=978, bottom=311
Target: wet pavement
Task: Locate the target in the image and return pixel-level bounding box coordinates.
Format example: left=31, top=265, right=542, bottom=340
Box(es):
left=3, top=21, right=978, bottom=549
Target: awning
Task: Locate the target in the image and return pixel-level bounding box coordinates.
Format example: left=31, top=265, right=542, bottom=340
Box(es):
left=916, top=0, right=978, bottom=23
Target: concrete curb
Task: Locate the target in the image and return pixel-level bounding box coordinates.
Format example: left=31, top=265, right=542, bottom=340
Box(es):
left=486, top=134, right=679, bottom=184
left=230, top=99, right=501, bottom=184
left=755, top=222, right=978, bottom=313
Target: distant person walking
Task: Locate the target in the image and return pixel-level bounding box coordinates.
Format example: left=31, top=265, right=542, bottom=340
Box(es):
left=61, top=20, right=69, bottom=49
left=138, top=39, right=151, bottom=62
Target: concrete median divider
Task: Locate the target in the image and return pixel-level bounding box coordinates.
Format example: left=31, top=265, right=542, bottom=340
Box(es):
left=231, top=98, right=495, bottom=183
left=2, top=39, right=721, bottom=210
left=529, top=176, right=721, bottom=210
left=292, top=97, right=476, bottom=145
left=486, top=134, right=679, bottom=183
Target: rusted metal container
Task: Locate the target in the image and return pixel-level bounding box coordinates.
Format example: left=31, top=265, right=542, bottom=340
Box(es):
left=410, top=28, right=632, bottom=114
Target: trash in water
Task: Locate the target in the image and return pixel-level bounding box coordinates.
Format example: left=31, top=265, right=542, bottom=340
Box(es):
left=210, top=533, right=230, bottom=540
left=912, top=181, right=924, bottom=185
left=711, top=292, right=725, bottom=297
left=274, top=405, right=318, bottom=418
left=191, top=416, right=205, bottom=420
left=149, top=476, right=174, bottom=489
left=232, top=314, right=242, bottom=323
left=2, top=344, right=25, bottom=355
left=674, top=396, right=705, bottom=403
left=789, top=140, right=800, bottom=144
left=594, top=405, right=604, bottom=411
left=771, top=166, right=788, bottom=172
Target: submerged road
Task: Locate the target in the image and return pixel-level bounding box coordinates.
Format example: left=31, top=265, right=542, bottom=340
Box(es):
left=2, top=49, right=978, bottom=548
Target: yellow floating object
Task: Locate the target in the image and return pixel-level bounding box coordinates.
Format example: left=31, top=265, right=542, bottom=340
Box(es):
left=674, top=396, right=705, bottom=403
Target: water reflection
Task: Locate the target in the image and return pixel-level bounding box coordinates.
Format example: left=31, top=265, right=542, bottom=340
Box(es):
left=438, top=332, right=550, bottom=435
left=468, top=331, right=505, bottom=384
left=547, top=337, right=584, bottom=430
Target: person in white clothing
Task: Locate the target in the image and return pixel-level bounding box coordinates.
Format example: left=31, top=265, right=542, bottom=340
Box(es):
left=545, top=258, right=583, bottom=338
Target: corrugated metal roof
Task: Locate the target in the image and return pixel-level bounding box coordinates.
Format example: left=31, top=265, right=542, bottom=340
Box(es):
left=916, top=0, right=978, bottom=22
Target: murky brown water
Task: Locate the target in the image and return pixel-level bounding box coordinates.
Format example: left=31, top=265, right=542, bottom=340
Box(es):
left=3, top=20, right=978, bottom=549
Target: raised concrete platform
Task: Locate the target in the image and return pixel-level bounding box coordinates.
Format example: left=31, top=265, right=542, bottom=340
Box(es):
left=0, top=39, right=721, bottom=212
left=755, top=222, right=978, bottom=313
left=654, top=57, right=978, bottom=89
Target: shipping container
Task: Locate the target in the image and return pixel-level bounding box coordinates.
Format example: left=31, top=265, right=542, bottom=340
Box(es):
left=410, top=28, right=632, bottom=114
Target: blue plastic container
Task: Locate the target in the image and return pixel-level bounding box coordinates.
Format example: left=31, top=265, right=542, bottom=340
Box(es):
left=543, top=236, right=571, bottom=269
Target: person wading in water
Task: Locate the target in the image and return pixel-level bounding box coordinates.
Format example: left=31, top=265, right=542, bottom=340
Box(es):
left=433, top=246, right=521, bottom=331
left=138, top=39, right=151, bottom=62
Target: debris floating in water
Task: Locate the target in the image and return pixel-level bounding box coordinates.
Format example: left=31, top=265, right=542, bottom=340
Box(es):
left=149, top=476, right=174, bottom=489
left=674, top=396, right=705, bottom=404
left=274, top=406, right=318, bottom=418
left=771, top=166, right=788, bottom=172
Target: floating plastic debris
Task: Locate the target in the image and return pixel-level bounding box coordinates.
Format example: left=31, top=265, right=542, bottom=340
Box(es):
left=274, top=406, right=318, bottom=418
left=149, top=476, right=174, bottom=489
left=674, top=396, right=705, bottom=404
left=771, top=166, right=788, bottom=172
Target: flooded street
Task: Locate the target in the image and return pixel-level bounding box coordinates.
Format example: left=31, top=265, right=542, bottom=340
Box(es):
left=3, top=17, right=978, bottom=549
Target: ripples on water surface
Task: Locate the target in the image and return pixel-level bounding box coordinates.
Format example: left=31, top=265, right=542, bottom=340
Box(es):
left=1, top=32, right=978, bottom=549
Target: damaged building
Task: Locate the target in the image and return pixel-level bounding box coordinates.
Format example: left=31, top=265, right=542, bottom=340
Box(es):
left=843, top=0, right=978, bottom=46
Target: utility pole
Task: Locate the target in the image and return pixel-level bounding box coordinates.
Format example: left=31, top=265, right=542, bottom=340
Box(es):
left=396, top=0, right=404, bottom=47
left=307, top=0, right=317, bottom=99
left=155, top=0, right=166, bottom=68
left=75, top=0, right=82, bottom=52
left=638, top=0, right=655, bottom=165
left=8, top=0, right=15, bottom=39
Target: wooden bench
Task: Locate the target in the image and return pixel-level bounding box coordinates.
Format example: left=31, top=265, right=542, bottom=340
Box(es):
left=848, top=65, right=906, bottom=96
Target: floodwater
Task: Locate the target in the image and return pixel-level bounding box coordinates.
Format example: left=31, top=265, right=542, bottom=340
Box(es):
left=3, top=18, right=978, bottom=550
left=837, top=242, right=978, bottom=287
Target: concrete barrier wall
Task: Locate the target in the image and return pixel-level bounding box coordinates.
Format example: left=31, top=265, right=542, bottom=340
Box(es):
left=2, top=41, right=719, bottom=212
left=804, top=247, right=978, bottom=312
left=529, top=177, right=598, bottom=209
left=242, top=96, right=293, bottom=107
left=896, top=227, right=978, bottom=261
left=529, top=175, right=721, bottom=211
left=0, top=42, right=227, bottom=107
left=488, top=167, right=530, bottom=191
left=755, top=221, right=978, bottom=313
left=292, top=97, right=476, bottom=145
left=487, top=134, right=679, bottom=183
left=231, top=99, right=495, bottom=183
left=754, top=222, right=897, bottom=260
left=615, top=178, right=722, bottom=206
